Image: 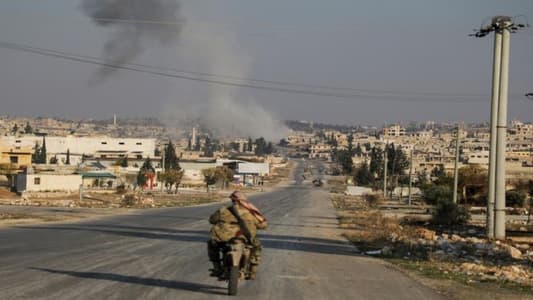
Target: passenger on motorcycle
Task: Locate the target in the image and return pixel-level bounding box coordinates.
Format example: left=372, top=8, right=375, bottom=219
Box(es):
left=207, top=191, right=267, bottom=280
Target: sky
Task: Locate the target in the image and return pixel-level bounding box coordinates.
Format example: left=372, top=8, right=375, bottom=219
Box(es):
left=0, top=0, right=532, bottom=131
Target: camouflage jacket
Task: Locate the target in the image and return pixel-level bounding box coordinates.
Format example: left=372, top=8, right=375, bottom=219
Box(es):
left=209, top=204, right=267, bottom=242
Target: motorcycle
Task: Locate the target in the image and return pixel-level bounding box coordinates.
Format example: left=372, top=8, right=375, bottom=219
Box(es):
left=220, top=238, right=253, bottom=296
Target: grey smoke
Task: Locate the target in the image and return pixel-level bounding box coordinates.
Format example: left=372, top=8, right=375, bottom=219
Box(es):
left=81, top=0, right=184, bottom=79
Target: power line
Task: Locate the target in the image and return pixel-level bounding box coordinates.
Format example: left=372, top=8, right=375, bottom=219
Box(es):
left=0, top=40, right=502, bottom=103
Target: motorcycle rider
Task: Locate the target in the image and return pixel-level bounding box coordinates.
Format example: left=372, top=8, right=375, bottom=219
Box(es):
left=207, top=191, right=267, bottom=280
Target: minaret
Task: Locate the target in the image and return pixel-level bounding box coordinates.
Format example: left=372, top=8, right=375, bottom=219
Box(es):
left=191, top=127, right=197, bottom=148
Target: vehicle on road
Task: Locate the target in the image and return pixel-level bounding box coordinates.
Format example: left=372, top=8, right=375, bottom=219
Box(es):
left=219, top=237, right=254, bottom=295
left=312, top=178, right=323, bottom=187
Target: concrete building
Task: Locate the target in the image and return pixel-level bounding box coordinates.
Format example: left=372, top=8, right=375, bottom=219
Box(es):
left=382, top=125, right=406, bottom=137
left=16, top=174, right=82, bottom=192
left=0, top=136, right=156, bottom=165
left=0, top=145, right=32, bottom=168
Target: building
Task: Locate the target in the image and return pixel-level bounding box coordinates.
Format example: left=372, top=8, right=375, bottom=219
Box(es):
left=382, top=125, right=406, bottom=137
left=0, top=136, right=156, bottom=165
left=0, top=145, right=33, bottom=168
left=16, top=174, right=82, bottom=192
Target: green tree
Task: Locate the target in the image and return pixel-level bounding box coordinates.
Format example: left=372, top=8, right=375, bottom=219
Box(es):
left=11, top=124, right=19, bottom=135
left=369, top=147, right=383, bottom=179
left=254, top=137, right=268, bottom=156
left=32, top=142, right=41, bottom=164
left=247, top=137, right=253, bottom=152
left=65, top=149, right=71, bottom=165
left=164, top=141, right=180, bottom=170
left=216, top=166, right=234, bottom=189
left=347, top=133, right=354, bottom=156
left=24, top=122, right=33, bottom=134
left=203, top=136, right=214, bottom=157
left=334, top=149, right=353, bottom=175
left=202, top=167, right=219, bottom=192
left=160, top=168, right=184, bottom=193
left=40, top=137, right=47, bottom=164
left=354, top=162, right=372, bottom=186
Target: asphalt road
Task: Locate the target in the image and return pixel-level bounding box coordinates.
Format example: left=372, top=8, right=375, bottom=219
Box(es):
left=0, top=163, right=444, bottom=300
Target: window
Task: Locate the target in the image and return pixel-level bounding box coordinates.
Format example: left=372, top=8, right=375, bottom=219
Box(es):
left=15, top=140, right=21, bottom=143
left=9, top=156, right=18, bottom=163
left=119, top=142, right=125, bottom=145
left=101, top=141, right=107, bottom=145
left=136, top=142, right=142, bottom=145
left=136, top=155, right=143, bottom=159
left=101, top=155, right=107, bottom=159
left=34, top=177, right=41, bottom=185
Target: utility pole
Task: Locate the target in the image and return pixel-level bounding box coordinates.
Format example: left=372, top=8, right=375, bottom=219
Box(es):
left=408, top=147, right=413, bottom=206
left=452, top=124, right=461, bottom=204
left=383, top=143, right=388, bottom=200
left=487, top=27, right=502, bottom=239
left=494, top=20, right=511, bottom=239
left=471, top=16, right=528, bottom=240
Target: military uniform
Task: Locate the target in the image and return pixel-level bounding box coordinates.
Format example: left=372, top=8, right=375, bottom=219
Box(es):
left=207, top=204, right=267, bottom=275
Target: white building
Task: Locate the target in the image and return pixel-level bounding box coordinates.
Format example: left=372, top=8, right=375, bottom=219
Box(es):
left=16, top=174, right=82, bottom=192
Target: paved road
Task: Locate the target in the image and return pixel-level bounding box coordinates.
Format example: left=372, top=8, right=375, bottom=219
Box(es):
left=0, top=164, right=444, bottom=299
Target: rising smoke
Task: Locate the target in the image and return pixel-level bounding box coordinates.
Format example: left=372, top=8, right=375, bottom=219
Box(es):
left=82, top=0, right=287, bottom=141
left=81, top=0, right=184, bottom=79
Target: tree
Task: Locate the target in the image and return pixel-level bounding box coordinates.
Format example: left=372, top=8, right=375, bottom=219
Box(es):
left=40, top=137, right=47, bottom=164
left=32, top=142, right=41, bottom=164
left=202, top=167, right=219, bottom=192
left=187, top=138, right=192, bottom=151
left=194, top=136, right=201, bottom=151
left=334, top=149, right=353, bottom=175
left=49, top=156, right=58, bottom=164
left=216, top=166, right=234, bottom=189
left=11, top=124, right=19, bottom=135
left=354, top=162, right=372, bottom=186
left=203, top=136, right=214, bottom=157
left=247, top=137, right=253, bottom=152
left=65, top=149, right=71, bottom=165
left=164, top=141, right=180, bottom=170
left=458, top=165, right=487, bottom=205
left=354, top=143, right=363, bottom=157
left=369, top=147, right=383, bottom=179
left=24, top=122, right=33, bottom=134
left=254, top=137, right=268, bottom=156
left=160, top=168, right=184, bottom=193
left=347, top=133, right=354, bottom=156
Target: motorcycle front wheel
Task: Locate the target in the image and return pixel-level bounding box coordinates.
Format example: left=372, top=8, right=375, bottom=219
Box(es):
left=228, top=266, right=239, bottom=296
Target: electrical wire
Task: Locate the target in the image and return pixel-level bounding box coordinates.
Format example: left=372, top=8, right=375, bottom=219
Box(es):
left=0, top=40, right=507, bottom=103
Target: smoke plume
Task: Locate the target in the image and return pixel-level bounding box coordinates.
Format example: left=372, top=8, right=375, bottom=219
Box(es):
left=81, top=0, right=184, bottom=79
left=161, top=23, right=288, bottom=141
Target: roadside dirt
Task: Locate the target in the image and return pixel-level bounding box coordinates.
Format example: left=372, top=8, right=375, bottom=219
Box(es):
left=331, top=193, right=533, bottom=300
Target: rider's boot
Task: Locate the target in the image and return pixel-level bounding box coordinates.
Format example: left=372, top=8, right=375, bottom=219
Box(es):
left=209, top=261, right=223, bottom=277
left=247, top=264, right=258, bottom=280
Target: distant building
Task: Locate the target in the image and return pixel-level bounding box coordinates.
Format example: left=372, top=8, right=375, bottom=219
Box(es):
left=16, top=174, right=82, bottom=192
left=0, top=136, right=156, bottom=165
left=0, top=145, right=32, bottom=168
left=382, top=125, right=406, bottom=137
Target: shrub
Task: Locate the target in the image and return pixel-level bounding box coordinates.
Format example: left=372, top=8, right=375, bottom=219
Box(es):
left=421, top=184, right=452, bottom=205
left=505, top=190, right=526, bottom=208
left=432, top=198, right=470, bottom=227
left=116, top=184, right=126, bottom=194
left=363, top=193, right=383, bottom=208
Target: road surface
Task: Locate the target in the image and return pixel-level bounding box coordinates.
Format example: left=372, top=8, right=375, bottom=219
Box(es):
left=0, top=164, right=444, bottom=299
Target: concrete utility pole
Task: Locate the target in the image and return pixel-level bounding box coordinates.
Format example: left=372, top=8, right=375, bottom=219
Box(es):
left=487, top=28, right=502, bottom=238
left=452, top=124, right=461, bottom=204
left=408, top=147, right=413, bottom=206
left=472, top=16, right=528, bottom=239
left=383, top=144, right=388, bottom=200
left=494, top=20, right=511, bottom=239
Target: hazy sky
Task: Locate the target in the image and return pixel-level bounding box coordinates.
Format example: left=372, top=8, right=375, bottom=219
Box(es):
left=1, top=0, right=532, bottom=127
